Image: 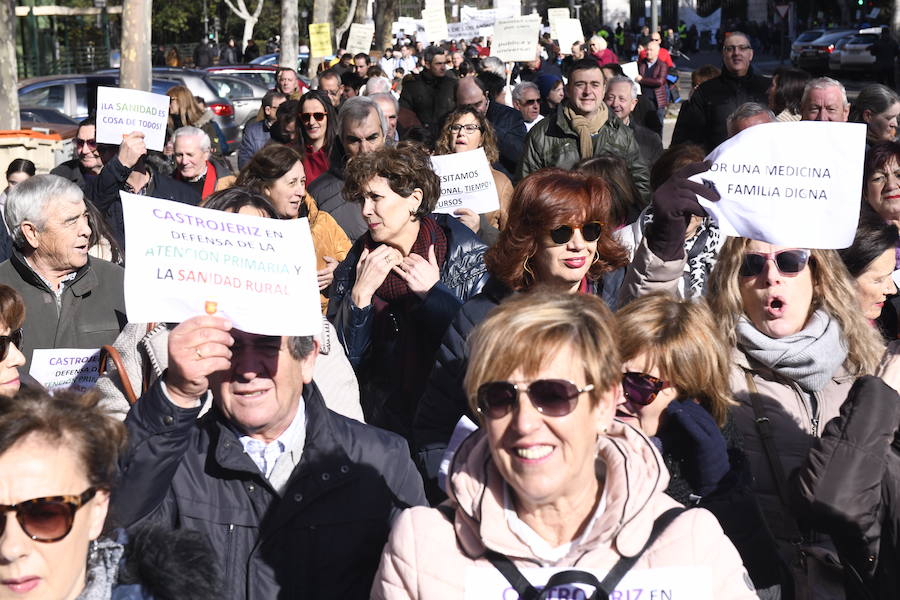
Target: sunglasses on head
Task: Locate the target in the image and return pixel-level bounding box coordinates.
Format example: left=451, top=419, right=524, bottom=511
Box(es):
left=0, top=488, right=96, bottom=543
left=476, top=379, right=594, bottom=419
left=622, top=372, right=669, bottom=406
left=739, top=249, right=810, bottom=278
left=549, top=221, right=603, bottom=245
left=0, top=329, right=22, bottom=361
left=301, top=112, right=326, bottom=123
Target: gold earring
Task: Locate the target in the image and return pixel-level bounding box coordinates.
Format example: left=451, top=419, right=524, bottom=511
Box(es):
left=591, top=252, right=600, bottom=266
left=523, top=255, right=534, bottom=281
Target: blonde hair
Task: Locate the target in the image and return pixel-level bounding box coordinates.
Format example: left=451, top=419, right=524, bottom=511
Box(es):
left=166, top=85, right=204, bottom=129
left=706, top=237, right=884, bottom=376
left=464, top=289, right=620, bottom=419
left=616, top=293, right=734, bottom=427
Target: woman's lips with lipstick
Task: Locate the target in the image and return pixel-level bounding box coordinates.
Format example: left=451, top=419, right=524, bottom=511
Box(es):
left=2, top=577, right=40, bottom=593
left=563, top=257, right=586, bottom=268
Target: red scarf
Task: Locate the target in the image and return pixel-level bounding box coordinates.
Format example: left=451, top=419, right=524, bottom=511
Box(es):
left=366, top=216, right=448, bottom=303
left=303, top=145, right=330, bottom=184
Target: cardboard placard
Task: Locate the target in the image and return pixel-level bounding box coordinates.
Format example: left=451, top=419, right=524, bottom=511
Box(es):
left=555, top=18, right=584, bottom=53
left=430, top=148, right=500, bottom=214
left=422, top=7, right=449, bottom=43
left=95, top=87, right=169, bottom=152
left=346, top=23, right=375, bottom=55
left=491, top=16, right=541, bottom=62
left=309, top=23, right=333, bottom=58
left=122, top=193, right=321, bottom=336
left=547, top=7, right=569, bottom=39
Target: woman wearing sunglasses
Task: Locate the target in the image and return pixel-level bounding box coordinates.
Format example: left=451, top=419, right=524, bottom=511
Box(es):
left=433, top=107, right=513, bottom=245
left=236, top=145, right=351, bottom=311
left=0, top=387, right=220, bottom=599
left=413, top=169, right=628, bottom=501
left=295, top=90, right=338, bottom=185
left=0, top=285, right=25, bottom=398
left=373, top=292, right=756, bottom=599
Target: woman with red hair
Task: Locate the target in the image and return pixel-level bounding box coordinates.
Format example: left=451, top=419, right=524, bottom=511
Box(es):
left=412, top=168, right=629, bottom=500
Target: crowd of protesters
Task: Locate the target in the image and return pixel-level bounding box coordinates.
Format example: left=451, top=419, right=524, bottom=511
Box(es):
left=1, top=14, right=900, bottom=600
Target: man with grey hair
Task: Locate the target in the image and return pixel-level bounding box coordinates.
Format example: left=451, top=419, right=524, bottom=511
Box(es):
left=172, top=126, right=235, bottom=201
left=671, top=30, right=769, bottom=152
left=308, top=96, right=387, bottom=240
left=512, top=81, right=544, bottom=131
left=369, top=92, right=399, bottom=143
left=112, top=312, right=426, bottom=598
left=800, top=77, right=850, bottom=122
left=604, top=75, right=662, bottom=165
left=0, top=174, right=125, bottom=370
left=726, top=102, right=776, bottom=137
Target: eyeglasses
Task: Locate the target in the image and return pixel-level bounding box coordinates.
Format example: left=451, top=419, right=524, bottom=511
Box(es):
left=622, top=372, right=669, bottom=406
left=0, top=488, right=97, bottom=543
left=301, top=112, right=326, bottom=123
left=476, top=379, right=594, bottom=419
left=450, top=124, right=482, bottom=133
left=739, top=249, right=810, bottom=278
left=0, top=329, right=22, bottom=361
left=549, top=221, right=603, bottom=245
left=724, top=44, right=751, bottom=53
left=74, top=138, right=97, bottom=148
left=520, top=98, right=540, bottom=106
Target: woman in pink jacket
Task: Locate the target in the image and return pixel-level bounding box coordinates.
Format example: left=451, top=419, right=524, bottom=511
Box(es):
left=372, top=291, right=756, bottom=599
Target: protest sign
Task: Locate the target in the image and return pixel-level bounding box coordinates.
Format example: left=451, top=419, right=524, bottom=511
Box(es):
left=555, top=18, right=584, bottom=52
left=309, top=23, right=333, bottom=57
left=346, top=23, right=375, bottom=55
left=492, top=16, right=541, bottom=62
left=448, top=21, right=480, bottom=39
left=459, top=5, right=496, bottom=26
left=95, top=87, right=169, bottom=152
left=422, top=7, right=449, bottom=43
left=430, top=148, right=500, bottom=215
left=621, top=61, right=639, bottom=80
left=464, top=565, right=713, bottom=599
left=494, top=0, right=520, bottom=20
left=424, top=0, right=443, bottom=12
left=692, top=121, right=867, bottom=249
left=547, top=7, right=569, bottom=38
left=478, top=25, right=494, bottom=37
left=121, top=192, right=321, bottom=336
left=30, top=348, right=101, bottom=393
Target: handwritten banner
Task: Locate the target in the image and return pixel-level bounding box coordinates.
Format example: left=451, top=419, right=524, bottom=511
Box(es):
left=448, top=21, right=480, bottom=40
left=96, top=87, right=169, bottom=151
left=494, top=0, right=521, bottom=20
left=121, top=192, right=321, bottom=336
left=693, top=121, right=866, bottom=249
left=491, top=16, right=541, bottom=62
left=464, top=565, right=714, bottom=599
left=346, top=23, right=375, bottom=55
left=30, top=348, right=101, bottom=392
left=309, top=23, right=333, bottom=57
left=430, top=148, right=500, bottom=214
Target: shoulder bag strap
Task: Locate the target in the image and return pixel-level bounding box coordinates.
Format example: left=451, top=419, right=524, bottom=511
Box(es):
left=598, top=507, right=686, bottom=592
left=99, top=345, right=138, bottom=406
left=139, top=322, right=158, bottom=396
left=744, top=371, right=793, bottom=508
left=483, top=550, right=540, bottom=600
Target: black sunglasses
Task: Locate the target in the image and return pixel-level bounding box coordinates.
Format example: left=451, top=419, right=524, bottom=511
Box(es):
left=550, top=222, right=603, bottom=245
left=476, top=379, right=594, bottom=419
left=301, top=112, right=326, bottom=123
left=0, top=329, right=22, bottom=361
left=0, top=488, right=97, bottom=542
left=622, top=372, right=669, bottom=406
left=739, top=249, right=810, bottom=278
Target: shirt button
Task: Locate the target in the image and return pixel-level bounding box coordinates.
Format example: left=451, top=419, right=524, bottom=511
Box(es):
left=321, top=473, right=330, bottom=481
left=163, top=415, right=174, bottom=425
left=340, top=465, right=349, bottom=474
left=247, top=484, right=255, bottom=492
left=294, top=493, right=303, bottom=502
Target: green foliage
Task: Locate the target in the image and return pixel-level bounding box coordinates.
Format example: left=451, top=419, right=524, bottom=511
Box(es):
left=152, top=0, right=204, bottom=39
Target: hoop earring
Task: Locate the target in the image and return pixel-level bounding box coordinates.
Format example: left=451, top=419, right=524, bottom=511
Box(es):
left=591, top=252, right=600, bottom=266
left=523, top=254, right=535, bottom=281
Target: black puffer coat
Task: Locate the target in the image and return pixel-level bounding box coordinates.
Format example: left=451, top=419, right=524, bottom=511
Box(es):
left=795, top=375, right=900, bottom=600
left=398, top=70, right=458, bottom=136
left=327, top=214, right=487, bottom=439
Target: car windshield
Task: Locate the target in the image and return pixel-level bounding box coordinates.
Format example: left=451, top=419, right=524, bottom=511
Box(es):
left=847, top=34, right=879, bottom=45
left=796, top=31, right=824, bottom=42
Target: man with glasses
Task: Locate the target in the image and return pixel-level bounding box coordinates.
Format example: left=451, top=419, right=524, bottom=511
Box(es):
left=398, top=45, right=457, bottom=137
left=512, top=82, right=544, bottom=131
left=317, top=70, right=343, bottom=108
left=239, top=90, right=287, bottom=168
left=518, top=59, right=650, bottom=202
left=671, top=31, right=769, bottom=152
left=50, top=116, right=104, bottom=192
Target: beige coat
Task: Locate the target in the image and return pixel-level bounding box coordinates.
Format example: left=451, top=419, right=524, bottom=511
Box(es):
left=372, top=421, right=755, bottom=600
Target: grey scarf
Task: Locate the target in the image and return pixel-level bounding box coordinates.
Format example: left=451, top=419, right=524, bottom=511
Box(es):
left=736, top=310, right=847, bottom=393
left=76, top=537, right=124, bottom=600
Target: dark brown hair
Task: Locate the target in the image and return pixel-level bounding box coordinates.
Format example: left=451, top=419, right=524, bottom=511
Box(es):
left=0, top=284, right=24, bottom=331
left=485, top=169, right=628, bottom=291
left=577, top=154, right=644, bottom=226
left=0, top=388, right=126, bottom=490
left=650, top=143, right=706, bottom=192
left=235, top=144, right=303, bottom=195
left=434, top=106, right=500, bottom=163
left=342, top=142, right=440, bottom=219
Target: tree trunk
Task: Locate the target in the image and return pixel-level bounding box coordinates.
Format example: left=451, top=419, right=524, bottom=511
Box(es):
left=374, top=0, right=398, bottom=52
left=281, top=0, right=299, bottom=68
left=353, top=0, right=367, bottom=27
left=307, top=0, right=332, bottom=77
left=893, top=0, right=899, bottom=37
left=0, top=0, right=20, bottom=130
left=120, top=0, right=152, bottom=91
left=334, top=0, right=359, bottom=50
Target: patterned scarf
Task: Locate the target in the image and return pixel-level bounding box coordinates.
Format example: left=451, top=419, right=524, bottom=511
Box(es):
left=640, top=207, right=721, bottom=298
left=365, top=215, right=448, bottom=303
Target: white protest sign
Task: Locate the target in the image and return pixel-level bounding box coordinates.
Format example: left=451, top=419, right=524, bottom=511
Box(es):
left=121, top=192, right=321, bottom=336
left=30, top=348, right=101, bottom=392
left=96, top=87, right=169, bottom=152
left=494, top=0, right=520, bottom=20
left=448, top=21, right=480, bottom=40
left=460, top=5, right=496, bottom=26
left=346, top=23, right=375, bottom=55
left=692, top=121, right=867, bottom=249
left=479, top=25, right=495, bottom=38
left=621, top=61, right=639, bottom=81
left=556, top=19, right=584, bottom=53
left=492, top=16, right=541, bottom=62
left=431, top=148, right=500, bottom=214
left=464, top=565, right=714, bottom=599
left=547, top=7, right=569, bottom=39
left=422, top=7, right=449, bottom=43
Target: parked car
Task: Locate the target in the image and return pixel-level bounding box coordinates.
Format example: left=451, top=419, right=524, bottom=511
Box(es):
left=18, top=106, right=79, bottom=139
left=18, top=75, right=176, bottom=121
left=208, top=74, right=268, bottom=128
left=95, top=67, right=240, bottom=153
left=791, top=29, right=826, bottom=65
left=248, top=53, right=312, bottom=86
left=828, top=36, right=852, bottom=72
left=838, top=29, right=881, bottom=74
left=205, top=65, right=280, bottom=89
left=792, top=29, right=856, bottom=72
